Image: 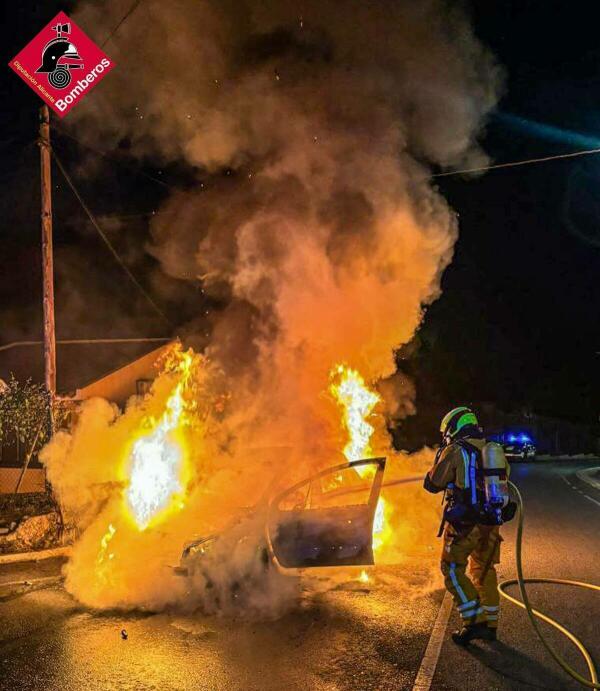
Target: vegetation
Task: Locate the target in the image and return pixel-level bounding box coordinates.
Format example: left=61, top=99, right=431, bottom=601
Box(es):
left=0, top=375, right=65, bottom=493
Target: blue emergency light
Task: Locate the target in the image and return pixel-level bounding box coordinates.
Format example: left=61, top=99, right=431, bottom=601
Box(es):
left=507, top=433, right=531, bottom=443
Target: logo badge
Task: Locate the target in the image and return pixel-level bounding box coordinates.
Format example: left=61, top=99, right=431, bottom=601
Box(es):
left=9, top=11, right=115, bottom=117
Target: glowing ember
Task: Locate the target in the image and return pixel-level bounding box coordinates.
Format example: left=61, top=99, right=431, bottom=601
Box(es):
left=358, top=569, right=370, bottom=584
left=125, top=349, right=193, bottom=530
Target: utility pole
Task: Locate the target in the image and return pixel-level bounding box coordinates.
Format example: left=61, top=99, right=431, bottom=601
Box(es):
left=39, top=105, right=56, bottom=399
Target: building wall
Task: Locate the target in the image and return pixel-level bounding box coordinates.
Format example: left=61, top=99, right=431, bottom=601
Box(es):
left=0, top=427, right=45, bottom=493
left=75, top=341, right=174, bottom=408
left=0, top=468, right=45, bottom=494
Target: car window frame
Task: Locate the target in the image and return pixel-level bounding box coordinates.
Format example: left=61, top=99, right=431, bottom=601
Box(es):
left=265, top=456, right=386, bottom=571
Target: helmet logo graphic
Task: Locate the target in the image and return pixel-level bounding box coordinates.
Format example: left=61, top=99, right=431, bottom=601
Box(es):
left=35, top=22, right=84, bottom=89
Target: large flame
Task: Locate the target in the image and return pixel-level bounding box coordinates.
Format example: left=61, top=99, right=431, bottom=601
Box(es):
left=329, top=364, right=392, bottom=557
left=79, top=351, right=399, bottom=604
left=124, top=348, right=194, bottom=530
left=330, top=364, right=379, bottom=468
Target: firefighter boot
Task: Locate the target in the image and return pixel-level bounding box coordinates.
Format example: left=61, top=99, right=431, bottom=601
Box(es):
left=451, top=622, right=495, bottom=646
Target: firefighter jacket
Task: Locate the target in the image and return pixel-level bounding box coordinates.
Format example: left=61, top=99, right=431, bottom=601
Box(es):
left=424, top=437, right=488, bottom=494
left=424, top=437, right=512, bottom=527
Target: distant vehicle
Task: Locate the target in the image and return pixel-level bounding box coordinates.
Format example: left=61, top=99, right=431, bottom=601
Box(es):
left=502, top=433, right=536, bottom=462
left=177, top=457, right=386, bottom=585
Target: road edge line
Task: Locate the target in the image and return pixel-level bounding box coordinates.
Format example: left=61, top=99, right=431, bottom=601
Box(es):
left=412, top=590, right=453, bottom=691
left=576, top=467, right=600, bottom=492
left=582, top=494, right=600, bottom=508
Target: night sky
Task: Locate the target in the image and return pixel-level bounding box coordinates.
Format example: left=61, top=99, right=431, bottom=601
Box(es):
left=424, top=1, right=600, bottom=425
left=2, top=1, right=599, bottom=426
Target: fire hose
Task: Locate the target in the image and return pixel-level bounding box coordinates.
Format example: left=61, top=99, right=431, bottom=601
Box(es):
left=267, top=464, right=600, bottom=686
left=498, top=481, right=600, bottom=688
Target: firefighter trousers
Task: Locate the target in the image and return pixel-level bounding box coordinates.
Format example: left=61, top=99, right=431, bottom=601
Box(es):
left=440, top=523, right=502, bottom=628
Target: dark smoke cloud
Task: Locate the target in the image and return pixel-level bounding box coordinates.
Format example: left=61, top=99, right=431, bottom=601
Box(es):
left=70, top=1, right=502, bottom=386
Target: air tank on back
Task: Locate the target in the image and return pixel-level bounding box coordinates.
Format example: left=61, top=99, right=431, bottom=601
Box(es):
left=481, top=442, right=510, bottom=514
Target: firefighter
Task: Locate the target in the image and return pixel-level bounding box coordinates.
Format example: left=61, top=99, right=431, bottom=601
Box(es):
left=424, top=406, right=509, bottom=646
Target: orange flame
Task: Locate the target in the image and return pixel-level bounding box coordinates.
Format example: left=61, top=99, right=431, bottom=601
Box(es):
left=96, top=523, right=116, bottom=586
left=124, top=347, right=194, bottom=530
left=329, top=364, right=379, bottom=469
left=93, top=346, right=199, bottom=588
left=330, top=364, right=390, bottom=555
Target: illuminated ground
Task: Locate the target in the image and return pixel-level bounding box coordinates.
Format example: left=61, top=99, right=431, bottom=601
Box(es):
left=1, top=460, right=599, bottom=690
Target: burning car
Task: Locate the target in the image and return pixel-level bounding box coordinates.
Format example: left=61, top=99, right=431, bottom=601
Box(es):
left=63, top=353, right=396, bottom=611
left=178, top=456, right=386, bottom=580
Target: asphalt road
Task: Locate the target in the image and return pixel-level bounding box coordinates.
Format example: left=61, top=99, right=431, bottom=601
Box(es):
left=0, top=460, right=599, bottom=691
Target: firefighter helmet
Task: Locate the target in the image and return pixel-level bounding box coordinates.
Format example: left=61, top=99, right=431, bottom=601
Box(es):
left=440, top=406, right=479, bottom=440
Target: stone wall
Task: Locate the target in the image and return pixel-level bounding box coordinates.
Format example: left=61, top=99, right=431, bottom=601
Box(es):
left=0, top=492, right=61, bottom=554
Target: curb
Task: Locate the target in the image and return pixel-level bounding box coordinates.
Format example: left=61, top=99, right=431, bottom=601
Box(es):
left=576, top=467, right=600, bottom=492
left=0, top=575, right=64, bottom=602
left=0, top=545, right=72, bottom=566
left=537, top=455, right=600, bottom=462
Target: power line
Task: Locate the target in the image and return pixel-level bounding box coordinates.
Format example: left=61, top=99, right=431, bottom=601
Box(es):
left=101, top=0, right=145, bottom=49
left=52, top=151, right=172, bottom=327
left=54, top=128, right=174, bottom=190
left=0, top=338, right=172, bottom=353
left=54, top=126, right=600, bottom=187
left=98, top=212, right=162, bottom=221
left=433, top=147, right=600, bottom=178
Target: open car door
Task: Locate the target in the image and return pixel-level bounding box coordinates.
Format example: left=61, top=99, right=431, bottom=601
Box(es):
left=266, top=457, right=386, bottom=569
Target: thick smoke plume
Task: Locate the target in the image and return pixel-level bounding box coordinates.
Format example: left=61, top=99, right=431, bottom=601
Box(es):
left=41, top=0, right=501, bottom=613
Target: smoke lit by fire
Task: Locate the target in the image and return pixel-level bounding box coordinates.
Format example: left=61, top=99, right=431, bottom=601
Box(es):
left=39, top=0, right=501, bottom=613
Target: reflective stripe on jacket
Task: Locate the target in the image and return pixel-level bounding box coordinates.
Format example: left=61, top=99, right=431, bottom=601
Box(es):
left=425, top=438, right=488, bottom=493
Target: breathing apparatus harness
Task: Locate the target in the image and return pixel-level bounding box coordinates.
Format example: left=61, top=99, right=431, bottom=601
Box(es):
left=436, top=437, right=516, bottom=537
